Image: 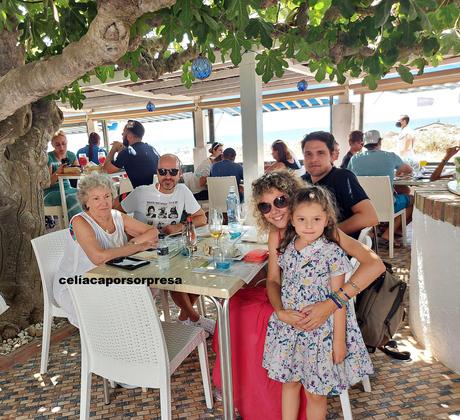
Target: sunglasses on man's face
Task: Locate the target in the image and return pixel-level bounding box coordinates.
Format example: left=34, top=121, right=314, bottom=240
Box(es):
left=158, top=168, right=179, bottom=176
left=257, top=195, right=289, bottom=214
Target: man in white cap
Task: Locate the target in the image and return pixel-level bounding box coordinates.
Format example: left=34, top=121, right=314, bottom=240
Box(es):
left=347, top=130, right=414, bottom=244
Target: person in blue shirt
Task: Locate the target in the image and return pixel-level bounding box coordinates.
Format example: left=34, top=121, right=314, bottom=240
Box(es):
left=76, top=132, right=107, bottom=165
left=347, top=130, right=414, bottom=244
left=210, top=147, right=244, bottom=201
left=102, top=120, right=160, bottom=188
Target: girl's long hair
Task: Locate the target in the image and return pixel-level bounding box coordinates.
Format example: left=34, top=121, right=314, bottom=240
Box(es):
left=279, top=185, right=340, bottom=252
left=87, top=132, right=100, bottom=163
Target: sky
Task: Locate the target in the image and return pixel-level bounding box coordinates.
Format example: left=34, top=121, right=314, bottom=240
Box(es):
left=61, top=85, right=460, bottom=164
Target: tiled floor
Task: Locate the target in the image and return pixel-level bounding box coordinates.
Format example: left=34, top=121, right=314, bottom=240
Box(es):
left=1, top=232, right=460, bottom=419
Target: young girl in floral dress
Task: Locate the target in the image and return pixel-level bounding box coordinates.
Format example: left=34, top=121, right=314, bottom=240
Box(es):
left=263, top=186, right=373, bottom=420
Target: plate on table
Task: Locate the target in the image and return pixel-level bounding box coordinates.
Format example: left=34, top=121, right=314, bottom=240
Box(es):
left=447, top=180, right=460, bottom=196
left=194, top=238, right=251, bottom=261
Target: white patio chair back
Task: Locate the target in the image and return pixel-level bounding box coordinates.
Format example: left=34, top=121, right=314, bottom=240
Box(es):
left=207, top=176, right=238, bottom=213
left=181, top=171, right=195, bottom=190
left=31, top=229, right=71, bottom=374
left=119, top=177, right=133, bottom=194
left=357, top=176, right=407, bottom=258
left=69, top=283, right=212, bottom=419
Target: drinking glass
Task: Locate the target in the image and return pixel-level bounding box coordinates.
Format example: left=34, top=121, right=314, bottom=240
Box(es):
left=78, top=153, right=88, bottom=168
left=208, top=209, right=223, bottom=247
left=182, top=226, right=197, bottom=266
left=98, top=151, right=106, bottom=165
left=237, top=203, right=246, bottom=225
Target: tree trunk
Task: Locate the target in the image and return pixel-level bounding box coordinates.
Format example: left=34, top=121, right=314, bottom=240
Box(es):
left=0, top=100, right=62, bottom=339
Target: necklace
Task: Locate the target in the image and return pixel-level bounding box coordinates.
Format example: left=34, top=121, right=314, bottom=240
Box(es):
left=88, top=212, right=114, bottom=233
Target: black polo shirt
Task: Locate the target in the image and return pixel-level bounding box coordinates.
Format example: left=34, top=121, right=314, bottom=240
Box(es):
left=113, top=142, right=160, bottom=188
left=302, top=167, right=369, bottom=239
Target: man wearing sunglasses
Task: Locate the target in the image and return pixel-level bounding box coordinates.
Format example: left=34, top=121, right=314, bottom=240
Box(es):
left=301, top=131, right=378, bottom=239
left=119, top=154, right=206, bottom=234
left=102, top=120, right=160, bottom=188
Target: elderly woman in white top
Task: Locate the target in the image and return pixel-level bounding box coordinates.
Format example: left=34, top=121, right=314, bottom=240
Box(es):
left=53, top=172, right=158, bottom=326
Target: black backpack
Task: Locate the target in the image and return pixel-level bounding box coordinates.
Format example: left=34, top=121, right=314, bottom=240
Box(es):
left=355, top=263, right=411, bottom=360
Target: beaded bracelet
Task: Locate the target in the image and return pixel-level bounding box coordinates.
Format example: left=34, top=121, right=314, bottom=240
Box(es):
left=339, top=287, right=352, bottom=300
left=327, top=293, right=343, bottom=309
left=331, top=291, right=347, bottom=307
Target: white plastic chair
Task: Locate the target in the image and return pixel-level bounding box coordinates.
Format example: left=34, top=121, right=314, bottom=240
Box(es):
left=68, top=283, right=213, bottom=420
left=44, top=205, right=65, bottom=229
left=357, top=176, right=407, bottom=258
left=31, top=229, right=70, bottom=374
left=207, top=176, right=239, bottom=213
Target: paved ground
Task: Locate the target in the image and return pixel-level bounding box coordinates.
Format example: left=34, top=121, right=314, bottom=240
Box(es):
left=1, top=230, right=460, bottom=419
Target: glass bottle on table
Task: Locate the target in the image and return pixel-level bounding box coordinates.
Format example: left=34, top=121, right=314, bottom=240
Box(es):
left=227, top=186, right=242, bottom=240
left=157, top=233, right=169, bottom=270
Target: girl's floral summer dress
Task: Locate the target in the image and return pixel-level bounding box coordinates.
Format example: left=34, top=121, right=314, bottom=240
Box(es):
left=262, top=236, right=373, bottom=395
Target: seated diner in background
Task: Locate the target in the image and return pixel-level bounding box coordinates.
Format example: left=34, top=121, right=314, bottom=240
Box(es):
left=347, top=130, right=414, bottom=244
left=102, top=120, right=160, bottom=188
left=265, top=139, right=301, bottom=172
left=340, top=130, right=364, bottom=169
left=189, top=141, right=223, bottom=201
left=212, top=170, right=385, bottom=420
left=76, top=132, right=107, bottom=165
left=430, top=145, right=460, bottom=181
left=301, top=131, right=378, bottom=239
left=115, top=154, right=214, bottom=334
left=44, top=130, right=82, bottom=220
left=53, top=172, right=158, bottom=327
left=210, top=147, right=244, bottom=201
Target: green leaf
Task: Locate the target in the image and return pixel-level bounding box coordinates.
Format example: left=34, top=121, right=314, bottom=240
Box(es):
left=245, top=18, right=273, bottom=48
left=255, top=50, right=288, bottom=83
left=335, top=0, right=354, bottom=19
left=226, top=0, right=249, bottom=29
left=397, top=64, right=414, bottom=84
left=362, top=74, right=378, bottom=90
left=422, top=37, right=440, bottom=56
left=202, top=13, right=220, bottom=32
left=374, top=0, right=394, bottom=28
left=315, top=64, right=326, bottom=82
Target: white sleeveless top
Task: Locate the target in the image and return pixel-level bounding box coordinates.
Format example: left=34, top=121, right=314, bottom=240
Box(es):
left=53, top=210, right=128, bottom=301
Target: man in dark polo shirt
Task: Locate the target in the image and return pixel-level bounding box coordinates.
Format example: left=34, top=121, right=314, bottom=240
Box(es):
left=301, top=131, right=378, bottom=239
left=103, top=120, right=160, bottom=188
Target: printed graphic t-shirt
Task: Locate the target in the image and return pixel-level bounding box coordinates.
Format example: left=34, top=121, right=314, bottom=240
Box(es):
left=121, top=183, right=201, bottom=230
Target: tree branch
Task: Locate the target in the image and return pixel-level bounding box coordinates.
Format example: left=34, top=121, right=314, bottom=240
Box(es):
left=0, top=0, right=176, bottom=122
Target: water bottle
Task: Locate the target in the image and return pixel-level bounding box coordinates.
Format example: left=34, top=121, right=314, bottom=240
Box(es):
left=157, top=233, right=169, bottom=270
left=226, top=186, right=241, bottom=239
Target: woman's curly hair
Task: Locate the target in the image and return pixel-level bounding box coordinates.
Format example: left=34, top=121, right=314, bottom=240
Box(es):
left=251, top=170, right=303, bottom=232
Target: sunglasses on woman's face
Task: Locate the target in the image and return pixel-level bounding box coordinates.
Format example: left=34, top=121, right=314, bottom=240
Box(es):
left=158, top=168, right=179, bottom=176
left=257, top=195, right=288, bottom=214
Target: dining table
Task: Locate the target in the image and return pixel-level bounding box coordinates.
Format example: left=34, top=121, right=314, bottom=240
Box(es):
left=85, top=228, right=268, bottom=420
left=58, top=170, right=126, bottom=227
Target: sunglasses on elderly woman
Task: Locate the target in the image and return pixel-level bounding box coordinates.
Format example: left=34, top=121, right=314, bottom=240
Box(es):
left=257, top=195, right=289, bottom=214
left=158, top=168, right=179, bottom=176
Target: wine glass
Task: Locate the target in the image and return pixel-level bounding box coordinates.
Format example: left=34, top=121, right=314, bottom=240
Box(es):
left=208, top=209, right=223, bottom=247
left=98, top=151, right=106, bottom=165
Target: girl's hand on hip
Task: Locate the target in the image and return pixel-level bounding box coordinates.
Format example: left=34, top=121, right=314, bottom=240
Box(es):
left=333, top=339, right=347, bottom=364
left=297, top=300, right=336, bottom=331
left=276, top=309, right=306, bottom=328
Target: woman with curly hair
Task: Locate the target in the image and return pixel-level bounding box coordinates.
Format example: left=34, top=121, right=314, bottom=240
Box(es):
left=212, top=170, right=384, bottom=420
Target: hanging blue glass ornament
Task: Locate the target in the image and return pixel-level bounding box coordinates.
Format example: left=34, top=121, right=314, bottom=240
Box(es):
left=297, top=79, right=308, bottom=92
left=146, top=101, right=155, bottom=112
left=191, top=56, right=212, bottom=80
